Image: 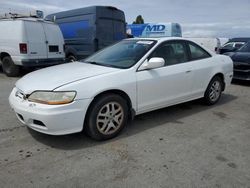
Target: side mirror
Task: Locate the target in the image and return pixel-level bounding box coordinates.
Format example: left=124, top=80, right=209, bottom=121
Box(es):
left=139, top=57, right=165, bottom=71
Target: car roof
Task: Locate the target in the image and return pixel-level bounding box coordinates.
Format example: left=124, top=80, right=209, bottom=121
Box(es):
left=125, top=37, right=215, bottom=55
left=126, top=37, right=191, bottom=42
left=229, top=38, right=250, bottom=42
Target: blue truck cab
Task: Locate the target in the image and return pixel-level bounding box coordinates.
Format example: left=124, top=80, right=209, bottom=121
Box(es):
left=46, top=6, right=126, bottom=61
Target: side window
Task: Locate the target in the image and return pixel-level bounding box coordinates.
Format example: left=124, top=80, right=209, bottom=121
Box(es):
left=235, top=43, right=244, bottom=48
left=223, top=43, right=234, bottom=48
left=188, top=42, right=211, bottom=60
left=149, top=41, right=188, bottom=66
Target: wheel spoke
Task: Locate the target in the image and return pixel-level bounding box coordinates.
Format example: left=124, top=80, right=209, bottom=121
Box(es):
left=115, top=106, right=122, bottom=115
left=104, top=121, right=116, bottom=133
left=98, top=119, right=109, bottom=132
left=209, top=91, right=215, bottom=99
left=113, top=113, right=122, bottom=125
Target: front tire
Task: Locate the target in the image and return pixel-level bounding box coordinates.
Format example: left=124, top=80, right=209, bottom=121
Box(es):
left=2, top=56, right=20, bottom=77
left=85, top=94, right=128, bottom=141
left=204, top=76, right=223, bottom=105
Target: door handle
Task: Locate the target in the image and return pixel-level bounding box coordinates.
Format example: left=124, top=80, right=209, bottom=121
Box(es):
left=186, top=70, right=192, bottom=73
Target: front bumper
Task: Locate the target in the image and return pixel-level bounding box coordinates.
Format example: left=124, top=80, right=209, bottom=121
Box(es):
left=233, top=62, right=250, bottom=81
left=9, top=87, right=91, bottom=135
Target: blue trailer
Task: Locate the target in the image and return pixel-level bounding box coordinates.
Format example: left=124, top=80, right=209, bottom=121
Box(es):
left=46, top=6, right=126, bottom=61
left=127, top=23, right=182, bottom=38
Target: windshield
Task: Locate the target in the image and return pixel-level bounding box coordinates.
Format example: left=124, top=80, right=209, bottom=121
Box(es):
left=238, top=42, right=250, bottom=52
left=82, top=39, right=157, bottom=69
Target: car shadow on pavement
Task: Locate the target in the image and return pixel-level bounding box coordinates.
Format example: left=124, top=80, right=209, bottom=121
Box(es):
left=0, top=66, right=34, bottom=78
left=28, top=93, right=237, bottom=150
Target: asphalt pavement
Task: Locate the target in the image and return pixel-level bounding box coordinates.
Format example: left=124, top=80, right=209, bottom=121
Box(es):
left=0, top=69, right=250, bottom=188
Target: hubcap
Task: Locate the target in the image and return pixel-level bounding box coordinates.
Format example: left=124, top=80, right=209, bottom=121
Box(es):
left=96, top=102, right=124, bottom=135
left=209, top=81, right=221, bottom=102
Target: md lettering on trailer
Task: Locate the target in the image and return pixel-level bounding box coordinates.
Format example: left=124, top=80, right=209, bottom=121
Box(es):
left=146, top=25, right=166, bottom=33
left=142, top=24, right=171, bottom=37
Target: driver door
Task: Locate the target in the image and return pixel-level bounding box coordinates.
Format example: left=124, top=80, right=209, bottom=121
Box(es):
left=136, top=40, right=194, bottom=113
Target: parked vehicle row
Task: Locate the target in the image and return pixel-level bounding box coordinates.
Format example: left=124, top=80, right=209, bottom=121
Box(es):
left=9, top=38, right=233, bottom=140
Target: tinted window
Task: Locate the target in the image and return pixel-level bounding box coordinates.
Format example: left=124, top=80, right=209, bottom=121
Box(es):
left=149, top=41, right=188, bottom=66
left=238, top=42, right=250, bottom=52
left=223, top=43, right=234, bottom=48
left=235, top=43, right=244, bottom=48
left=188, top=42, right=211, bottom=60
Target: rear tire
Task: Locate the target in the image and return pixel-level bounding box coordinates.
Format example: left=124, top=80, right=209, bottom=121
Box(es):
left=85, top=94, right=128, bottom=141
left=204, top=76, right=223, bottom=105
left=67, top=55, right=77, bottom=62
left=2, top=56, right=20, bottom=77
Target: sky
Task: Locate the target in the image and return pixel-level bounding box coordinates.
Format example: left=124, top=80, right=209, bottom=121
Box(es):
left=0, top=0, right=250, bottom=38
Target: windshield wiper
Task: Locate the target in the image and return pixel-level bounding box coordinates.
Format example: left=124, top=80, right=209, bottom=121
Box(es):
left=85, top=61, right=101, bottom=65
left=84, top=61, right=122, bottom=69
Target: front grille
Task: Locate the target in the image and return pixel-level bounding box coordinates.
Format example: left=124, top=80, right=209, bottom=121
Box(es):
left=234, top=62, right=250, bottom=71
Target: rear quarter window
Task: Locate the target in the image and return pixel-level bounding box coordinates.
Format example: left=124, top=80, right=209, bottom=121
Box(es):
left=188, top=42, right=211, bottom=61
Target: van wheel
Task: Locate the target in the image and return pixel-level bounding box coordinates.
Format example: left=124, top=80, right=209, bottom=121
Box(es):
left=67, top=55, right=77, bottom=62
left=2, top=56, right=20, bottom=77
left=204, top=76, right=223, bottom=105
left=85, top=94, right=128, bottom=141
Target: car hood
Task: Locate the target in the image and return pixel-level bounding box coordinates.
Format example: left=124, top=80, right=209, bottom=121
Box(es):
left=16, top=62, right=119, bottom=94
left=230, top=52, right=250, bottom=63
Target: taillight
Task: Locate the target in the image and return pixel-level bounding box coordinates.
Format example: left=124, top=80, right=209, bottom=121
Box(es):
left=19, top=43, right=27, bottom=54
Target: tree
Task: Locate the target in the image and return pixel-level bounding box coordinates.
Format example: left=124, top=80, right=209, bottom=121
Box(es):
left=133, top=15, right=144, bottom=24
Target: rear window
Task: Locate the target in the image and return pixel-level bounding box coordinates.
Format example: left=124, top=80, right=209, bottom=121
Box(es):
left=49, top=45, right=59, bottom=52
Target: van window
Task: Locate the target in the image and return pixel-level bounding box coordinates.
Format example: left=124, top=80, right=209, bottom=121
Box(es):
left=149, top=41, right=188, bottom=66
left=188, top=42, right=211, bottom=60
left=59, top=20, right=89, bottom=39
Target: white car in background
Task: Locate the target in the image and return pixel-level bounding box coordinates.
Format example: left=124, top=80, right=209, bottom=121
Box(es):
left=9, top=37, right=233, bottom=140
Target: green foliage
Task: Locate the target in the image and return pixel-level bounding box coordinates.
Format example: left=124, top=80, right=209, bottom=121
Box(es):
left=133, top=15, right=144, bottom=24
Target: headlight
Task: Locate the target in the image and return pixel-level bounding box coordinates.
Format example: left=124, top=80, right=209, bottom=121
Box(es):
left=28, top=91, right=76, bottom=105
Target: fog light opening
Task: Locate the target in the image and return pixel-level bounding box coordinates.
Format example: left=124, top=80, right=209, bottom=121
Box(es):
left=33, top=120, right=46, bottom=127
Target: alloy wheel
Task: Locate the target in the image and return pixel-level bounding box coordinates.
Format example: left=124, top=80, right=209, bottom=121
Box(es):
left=96, top=102, right=124, bottom=135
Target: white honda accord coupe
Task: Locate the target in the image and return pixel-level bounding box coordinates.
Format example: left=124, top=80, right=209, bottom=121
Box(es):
left=9, top=37, right=233, bottom=140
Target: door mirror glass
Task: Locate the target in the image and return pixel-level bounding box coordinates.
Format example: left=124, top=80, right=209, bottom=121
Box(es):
left=139, top=57, right=165, bottom=71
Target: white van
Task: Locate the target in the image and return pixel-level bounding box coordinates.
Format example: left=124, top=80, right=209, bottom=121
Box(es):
left=0, top=17, right=65, bottom=76
left=188, top=38, right=221, bottom=53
